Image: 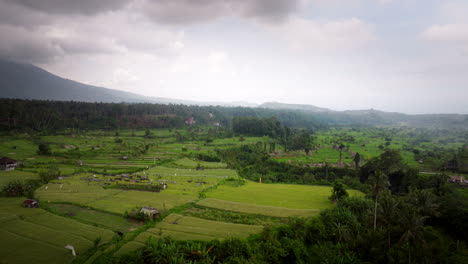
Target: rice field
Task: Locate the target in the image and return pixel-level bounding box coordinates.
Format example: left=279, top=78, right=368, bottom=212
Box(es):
left=205, top=181, right=363, bottom=209
left=135, top=213, right=263, bottom=242
left=197, top=198, right=319, bottom=217
left=0, top=197, right=115, bottom=264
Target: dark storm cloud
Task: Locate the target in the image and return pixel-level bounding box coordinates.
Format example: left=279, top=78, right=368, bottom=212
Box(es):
left=0, top=0, right=301, bottom=64
left=2, top=0, right=131, bottom=15
left=0, top=25, right=61, bottom=64
left=138, top=0, right=302, bottom=24
left=0, top=0, right=51, bottom=27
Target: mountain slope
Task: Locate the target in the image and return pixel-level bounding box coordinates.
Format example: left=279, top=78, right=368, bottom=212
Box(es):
left=0, top=59, right=160, bottom=103
left=0, top=60, right=258, bottom=106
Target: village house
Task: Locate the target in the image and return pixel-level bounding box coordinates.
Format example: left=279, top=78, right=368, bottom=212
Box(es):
left=23, top=199, right=39, bottom=208
left=448, top=175, right=467, bottom=185
left=140, top=206, right=160, bottom=219
left=185, top=116, right=196, bottom=125
left=0, top=157, right=18, bottom=171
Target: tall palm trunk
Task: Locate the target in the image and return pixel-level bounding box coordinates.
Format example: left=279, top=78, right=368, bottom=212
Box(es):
left=374, top=196, right=378, bottom=230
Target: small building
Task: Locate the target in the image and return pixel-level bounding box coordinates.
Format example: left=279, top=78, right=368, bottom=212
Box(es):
left=448, top=175, right=467, bottom=185
left=23, top=199, right=39, bottom=208
left=140, top=206, right=160, bottom=219
left=185, top=116, right=196, bottom=126
left=0, top=157, right=18, bottom=171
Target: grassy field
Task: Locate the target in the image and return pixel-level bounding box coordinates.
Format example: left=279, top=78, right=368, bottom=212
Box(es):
left=205, top=181, right=363, bottom=209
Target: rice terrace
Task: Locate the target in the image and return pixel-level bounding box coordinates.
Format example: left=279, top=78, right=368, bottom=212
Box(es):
left=1, top=112, right=467, bottom=263
left=0, top=126, right=369, bottom=263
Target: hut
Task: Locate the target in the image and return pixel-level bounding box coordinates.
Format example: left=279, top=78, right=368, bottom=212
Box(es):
left=0, top=157, right=18, bottom=171
left=23, top=199, right=39, bottom=208
left=140, top=206, right=160, bottom=219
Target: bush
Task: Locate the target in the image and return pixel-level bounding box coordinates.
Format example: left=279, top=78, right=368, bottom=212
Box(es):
left=37, top=143, right=52, bottom=155
left=39, top=166, right=61, bottom=183
left=1, top=179, right=40, bottom=198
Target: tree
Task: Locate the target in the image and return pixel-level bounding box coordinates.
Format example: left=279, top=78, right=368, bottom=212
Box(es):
left=37, top=143, right=51, bottom=155
left=329, top=180, right=349, bottom=202
left=398, top=205, right=428, bottom=264
left=369, top=170, right=390, bottom=230
left=353, top=152, right=361, bottom=168
left=39, top=166, right=61, bottom=183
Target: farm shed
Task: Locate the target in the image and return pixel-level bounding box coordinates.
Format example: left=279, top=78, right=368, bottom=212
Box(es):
left=0, top=157, right=18, bottom=171
left=140, top=206, right=160, bottom=219
left=448, top=175, right=467, bottom=185
left=23, top=199, right=39, bottom=208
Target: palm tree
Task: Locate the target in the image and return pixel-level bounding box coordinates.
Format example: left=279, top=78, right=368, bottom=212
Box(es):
left=378, top=191, right=400, bottom=247
left=407, top=189, right=439, bottom=217
left=398, top=205, right=428, bottom=264
left=369, top=170, right=390, bottom=230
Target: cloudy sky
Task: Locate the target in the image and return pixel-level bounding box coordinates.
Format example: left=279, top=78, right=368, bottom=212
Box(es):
left=0, top=0, right=467, bottom=114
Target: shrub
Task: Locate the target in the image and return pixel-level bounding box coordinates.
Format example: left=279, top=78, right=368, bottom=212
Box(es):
left=37, top=143, right=52, bottom=155
left=39, top=166, right=61, bottom=183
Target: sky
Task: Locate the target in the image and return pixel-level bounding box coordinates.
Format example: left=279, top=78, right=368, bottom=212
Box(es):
left=0, top=0, right=467, bottom=114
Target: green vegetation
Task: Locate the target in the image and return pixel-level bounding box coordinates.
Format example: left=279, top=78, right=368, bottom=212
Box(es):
left=0, top=102, right=466, bottom=263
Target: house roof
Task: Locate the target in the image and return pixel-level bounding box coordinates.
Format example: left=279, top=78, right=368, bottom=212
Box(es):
left=0, top=157, right=17, bottom=165
left=449, top=175, right=465, bottom=181
left=23, top=199, right=38, bottom=204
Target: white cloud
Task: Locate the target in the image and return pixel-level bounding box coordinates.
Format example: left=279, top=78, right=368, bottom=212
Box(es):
left=421, top=23, right=468, bottom=53
left=268, top=17, right=375, bottom=54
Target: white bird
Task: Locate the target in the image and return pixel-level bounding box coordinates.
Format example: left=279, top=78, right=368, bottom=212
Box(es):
left=65, top=244, right=76, bottom=256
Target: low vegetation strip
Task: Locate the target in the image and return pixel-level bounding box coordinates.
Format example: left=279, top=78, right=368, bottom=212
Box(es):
left=197, top=198, right=319, bottom=217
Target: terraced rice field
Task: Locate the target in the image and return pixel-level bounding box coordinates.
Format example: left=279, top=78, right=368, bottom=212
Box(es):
left=0, top=170, right=38, bottom=188
left=197, top=198, right=319, bottom=217
left=0, top=198, right=115, bottom=264
left=206, top=181, right=363, bottom=209
left=35, top=177, right=196, bottom=214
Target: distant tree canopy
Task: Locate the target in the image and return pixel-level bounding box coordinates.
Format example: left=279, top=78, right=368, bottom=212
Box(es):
left=0, top=99, right=327, bottom=132
left=232, top=117, right=284, bottom=137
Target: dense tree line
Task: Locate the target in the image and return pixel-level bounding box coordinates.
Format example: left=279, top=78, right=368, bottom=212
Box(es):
left=0, top=99, right=328, bottom=132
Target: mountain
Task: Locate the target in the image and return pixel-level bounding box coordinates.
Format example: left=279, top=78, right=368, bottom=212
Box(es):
left=0, top=59, right=257, bottom=107
left=259, top=101, right=468, bottom=130
left=1, top=59, right=467, bottom=130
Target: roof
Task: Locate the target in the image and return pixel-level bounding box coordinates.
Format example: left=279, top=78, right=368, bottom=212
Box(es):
left=23, top=199, right=38, bottom=204
left=449, top=175, right=466, bottom=181
left=0, top=157, right=17, bottom=165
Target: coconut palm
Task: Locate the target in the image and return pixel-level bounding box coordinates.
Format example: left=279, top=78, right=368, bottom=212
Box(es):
left=398, top=205, right=428, bottom=264
left=369, top=170, right=390, bottom=230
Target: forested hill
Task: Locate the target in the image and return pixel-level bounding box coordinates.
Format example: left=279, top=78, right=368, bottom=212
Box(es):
left=1, top=99, right=468, bottom=132
left=260, top=102, right=468, bottom=130
left=0, top=59, right=256, bottom=107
